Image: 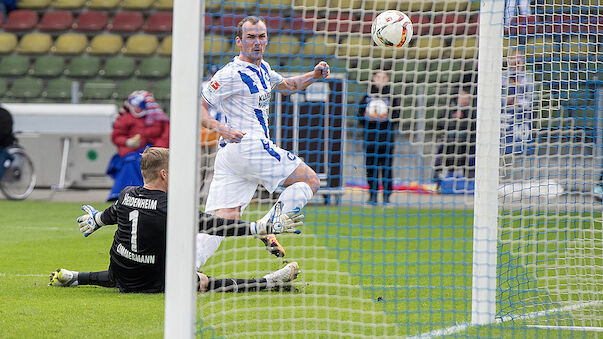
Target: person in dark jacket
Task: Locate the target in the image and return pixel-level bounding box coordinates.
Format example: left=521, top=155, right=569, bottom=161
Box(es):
left=357, top=71, right=400, bottom=205
left=0, top=106, right=17, bottom=179
left=432, top=86, right=477, bottom=187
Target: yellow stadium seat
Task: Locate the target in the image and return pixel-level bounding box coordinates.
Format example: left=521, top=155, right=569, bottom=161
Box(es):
left=0, top=33, right=18, bottom=54
left=157, top=36, right=172, bottom=56
left=292, top=0, right=326, bottom=9
left=53, top=33, right=88, bottom=55
left=330, top=0, right=362, bottom=9
left=409, top=37, right=448, bottom=59
left=17, top=0, right=51, bottom=9
left=268, top=35, right=300, bottom=56
left=364, top=0, right=426, bottom=11
left=524, top=36, right=556, bottom=60
left=204, top=34, right=231, bottom=55
left=87, top=34, right=123, bottom=55
left=86, top=0, right=120, bottom=9
left=222, top=0, right=257, bottom=11
left=259, top=0, right=291, bottom=8
left=123, top=34, right=159, bottom=56
left=153, top=0, right=173, bottom=9
left=51, top=0, right=86, bottom=8
left=338, top=35, right=372, bottom=58
left=121, top=0, right=154, bottom=9
left=16, top=33, right=53, bottom=54
left=302, top=35, right=336, bottom=57
left=451, top=36, right=478, bottom=59
left=561, top=36, right=594, bottom=59
left=432, top=0, right=469, bottom=11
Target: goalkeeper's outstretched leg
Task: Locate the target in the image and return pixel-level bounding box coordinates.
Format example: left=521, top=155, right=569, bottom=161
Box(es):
left=197, top=262, right=300, bottom=292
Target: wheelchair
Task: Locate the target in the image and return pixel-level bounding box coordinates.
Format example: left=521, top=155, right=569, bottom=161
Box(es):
left=0, top=145, right=36, bottom=200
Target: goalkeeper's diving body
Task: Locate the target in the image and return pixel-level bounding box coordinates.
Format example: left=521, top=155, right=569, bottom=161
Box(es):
left=49, top=147, right=302, bottom=293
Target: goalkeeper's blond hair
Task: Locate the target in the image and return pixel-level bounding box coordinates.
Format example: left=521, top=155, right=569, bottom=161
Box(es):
left=141, top=147, right=169, bottom=182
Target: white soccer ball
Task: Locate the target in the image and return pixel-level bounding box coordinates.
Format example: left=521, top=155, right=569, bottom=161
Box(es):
left=371, top=10, right=413, bottom=48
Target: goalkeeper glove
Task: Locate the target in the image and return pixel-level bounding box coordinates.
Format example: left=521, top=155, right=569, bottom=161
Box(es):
left=250, top=202, right=304, bottom=235
left=77, top=204, right=105, bottom=237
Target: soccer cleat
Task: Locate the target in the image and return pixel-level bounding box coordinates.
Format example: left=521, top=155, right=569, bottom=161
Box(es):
left=260, top=234, right=286, bottom=257
left=48, top=268, right=78, bottom=287
left=263, top=262, right=300, bottom=286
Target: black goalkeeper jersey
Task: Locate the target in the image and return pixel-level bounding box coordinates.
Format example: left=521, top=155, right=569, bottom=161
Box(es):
left=101, top=186, right=168, bottom=293
left=99, top=186, right=254, bottom=293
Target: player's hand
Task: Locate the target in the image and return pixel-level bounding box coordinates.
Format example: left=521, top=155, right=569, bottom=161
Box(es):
left=313, top=61, right=330, bottom=80
left=125, top=134, right=141, bottom=148
left=218, top=124, right=245, bottom=143
left=77, top=204, right=103, bottom=237
left=270, top=212, right=304, bottom=234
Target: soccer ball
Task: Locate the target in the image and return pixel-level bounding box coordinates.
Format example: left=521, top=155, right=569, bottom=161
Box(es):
left=371, top=10, right=413, bottom=48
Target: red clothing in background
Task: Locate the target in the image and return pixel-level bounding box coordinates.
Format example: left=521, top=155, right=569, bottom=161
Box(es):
left=111, top=113, right=170, bottom=156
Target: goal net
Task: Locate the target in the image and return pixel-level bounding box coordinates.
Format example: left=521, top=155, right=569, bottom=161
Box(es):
left=188, top=0, right=602, bottom=337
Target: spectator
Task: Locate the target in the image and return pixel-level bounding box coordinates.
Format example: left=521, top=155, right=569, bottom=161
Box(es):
left=357, top=70, right=400, bottom=205
left=0, top=0, right=17, bottom=24
left=0, top=105, right=16, bottom=179
left=433, top=87, right=477, bottom=188
left=199, top=65, right=223, bottom=204
left=504, top=0, right=531, bottom=27
left=501, top=49, right=534, bottom=155
left=106, top=91, right=170, bottom=201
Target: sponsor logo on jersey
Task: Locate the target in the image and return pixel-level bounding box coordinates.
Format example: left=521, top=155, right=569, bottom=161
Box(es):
left=209, top=80, right=220, bottom=92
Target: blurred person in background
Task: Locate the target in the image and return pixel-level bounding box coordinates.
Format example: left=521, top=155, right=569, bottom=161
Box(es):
left=0, top=105, right=16, bottom=179
left=432, top=86, right=477, bottom=189
left=356, top=70, right=400, bottom=205
left=106, top=91, right=170, bottom=201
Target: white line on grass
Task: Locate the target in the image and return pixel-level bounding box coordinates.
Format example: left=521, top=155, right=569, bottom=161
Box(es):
left=0, top=273, right=47, bottom=277
left=407, top=300, right=603, bottom=339
left=527, top=325, right=603, bottom=332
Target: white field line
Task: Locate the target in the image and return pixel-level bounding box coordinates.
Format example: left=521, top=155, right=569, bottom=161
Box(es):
left=0, top=273, right=47, bottom=277
left=527, top=325, right=603, bottom=332
left=407, top=300, right=603, bottom=339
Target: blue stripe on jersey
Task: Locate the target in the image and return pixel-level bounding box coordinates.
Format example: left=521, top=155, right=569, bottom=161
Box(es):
left=246, top=66, right=267, bottom=89
left=238, top=71, right=258, bottom=94
left=260, top=63, right=269, bottom=78
left=261, top=140, right=281, bottom=161
left=254, top=108, right=268, bottom=138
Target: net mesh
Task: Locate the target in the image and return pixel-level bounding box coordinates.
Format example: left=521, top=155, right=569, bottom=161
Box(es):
left=196, top=0, right=602, bottom=337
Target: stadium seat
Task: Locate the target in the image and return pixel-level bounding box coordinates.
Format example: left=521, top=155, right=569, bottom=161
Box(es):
left=0, top=33, right=18, bottom=54
left=410, top=37, right=447, bottom=59
left=109, top=11, right=144, bottom=32
left=102, top=56, right=136, bottom=78
left=8, top=77, right=43, bottom=99
left=115, top=79, right=151, bottom=100
left=211, top=13, right=246, bottom=33
left=432, top=13, right=468, bottom=35
left=450, top=36, right=478, bottom=59
left=53, top=33, right=88, bottom=55
left=31, top=55, right=66, bottom=77
left=121, top=0, right=154, bottom=9
left=302, top=36, right=336, bottom=58
left=82, top=79, right=115, bottom=100
left=394, top=60, right=426, bottom=83
left=50, top=0, right=86, bottom=9
left=143, top=12, right=172, bottom=33
left=66, top=56, right=100, bottom=77
left=338, top=35, right=372, bottom=58
left=204, top=34, right=231, bottom=55
left=16, top=33, right=53, bottom=54
left=221, top=0, right=257, bottom=12
left=525, top=36, right=557, bottom=60
left=123, top=34, right=159, bottom=56
left=37, top=11, right=73, bottom=31
left=16, top=0, right=51, bottom=9
left=138, top=57, right=171, bottom=78
left=0, top=55, right=30, bottom=76
left=267, top=35, right=300, bottom=56
left=87, top=34, right=123, bottom=55
left=432, top=0, right=469, bottom=11
left=364, top=0, right=425, bottom=11
left=153, top=78, right=171, bottom=101
left=157, top=36, right=172, bottom=56
left=0, top=78, right=7, bottom=97
left=2, top=10, right=38, bottom=31
left=73, top=11, right=108, bottom=31
left=45, top=78, right=73, bottom=99
left=561, top=36, right=593, bottom=60
left=153, top=0, right=173, bottom=10
left=86, top=0, right=120, bottom=9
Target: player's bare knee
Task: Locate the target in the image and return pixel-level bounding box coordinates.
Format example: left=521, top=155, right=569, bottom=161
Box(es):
left=197, top=272, right=209, bottom=292
left=216, top=207, right=241, bottom=220
left=306, top=173, right=320, bottom=194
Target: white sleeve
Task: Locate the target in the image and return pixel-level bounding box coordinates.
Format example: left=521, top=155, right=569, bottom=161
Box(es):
left=269, top=69, right=284, bottom=89
left=201, top=69, right=234, bottom=106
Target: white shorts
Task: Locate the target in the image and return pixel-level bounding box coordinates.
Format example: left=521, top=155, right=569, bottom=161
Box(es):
left=196, top=233, right=223, bottom=268
left=204, top=136, right=302, bottom=214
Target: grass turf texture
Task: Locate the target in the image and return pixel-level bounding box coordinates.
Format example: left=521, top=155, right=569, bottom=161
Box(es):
left=0, top=200, right=599, bottom=338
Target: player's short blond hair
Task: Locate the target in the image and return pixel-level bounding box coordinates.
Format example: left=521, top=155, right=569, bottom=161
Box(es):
left=141, top=147, right=169, bottom=182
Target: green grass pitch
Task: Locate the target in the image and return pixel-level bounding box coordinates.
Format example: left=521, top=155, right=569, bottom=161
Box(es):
left=0, top=200, right=598, bottom=338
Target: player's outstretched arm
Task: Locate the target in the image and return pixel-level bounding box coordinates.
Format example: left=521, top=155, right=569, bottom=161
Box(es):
left=77, top=204, right=106, bottom=237
left=198, top=212, right=304, bottom=237
left=200, top=100, right=245, bottom=143
left=278, top=61, right=330, bottom=93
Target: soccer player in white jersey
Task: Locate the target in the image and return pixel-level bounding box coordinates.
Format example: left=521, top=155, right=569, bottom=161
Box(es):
left=196, top=16, right=329, bottom=265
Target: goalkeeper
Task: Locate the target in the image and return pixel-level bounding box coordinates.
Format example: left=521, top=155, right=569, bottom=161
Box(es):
left=49, top=147, right=302, bottom=293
